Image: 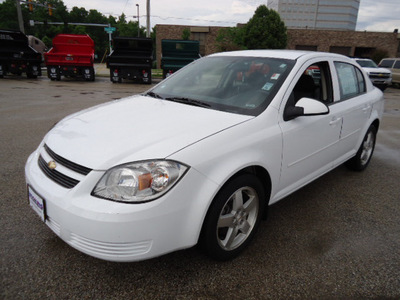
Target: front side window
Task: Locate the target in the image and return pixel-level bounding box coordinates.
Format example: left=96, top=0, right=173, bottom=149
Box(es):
left=283, top=61, right=332, bottom=121
left=334, top=62, right=365, bottom=100
left=149, top=56, right=295, bottom=116
left=291, top=61, right=333, bottom=104
left=394, top=60, right=400, bottom=69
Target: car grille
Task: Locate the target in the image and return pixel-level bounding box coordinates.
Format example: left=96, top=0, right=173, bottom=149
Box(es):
left=369, top=73, right=390, bottom=79
left=44, top=144, right=92, bottom=175
left=38, top=144, right=92, bottom=189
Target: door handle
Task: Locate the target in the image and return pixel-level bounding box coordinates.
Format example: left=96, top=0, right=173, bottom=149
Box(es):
left=329, top=117, right=342, bottom=126
left=362, top=105, right=371, bottom=112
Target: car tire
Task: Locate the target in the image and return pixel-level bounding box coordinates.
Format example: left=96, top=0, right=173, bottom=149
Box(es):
left=200, top=174, right=265, bottom=261
left=346, top=125, right=377, bottom=171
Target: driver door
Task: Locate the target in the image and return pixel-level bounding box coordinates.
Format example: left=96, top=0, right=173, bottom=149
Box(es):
left=277, top=60, right=342, bottom=198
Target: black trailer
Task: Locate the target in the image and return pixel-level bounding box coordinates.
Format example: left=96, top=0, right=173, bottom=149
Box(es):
left=0, top=29, right=42, bottom=79
left=161, top=39, right=200, bottom=78
left=107, top=37, right=153, bottom=84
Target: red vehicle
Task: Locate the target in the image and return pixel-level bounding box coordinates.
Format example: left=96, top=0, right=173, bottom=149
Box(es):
left=44, top=34, right=95, bottom=81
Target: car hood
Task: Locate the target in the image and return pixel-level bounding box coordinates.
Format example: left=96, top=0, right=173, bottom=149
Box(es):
left=362, top=67, right=391, bottom=74
left=44, top=95, right=253, bottom=170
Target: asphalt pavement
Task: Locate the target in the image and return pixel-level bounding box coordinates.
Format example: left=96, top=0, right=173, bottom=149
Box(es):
left=0, top=76, right=399, bottom=299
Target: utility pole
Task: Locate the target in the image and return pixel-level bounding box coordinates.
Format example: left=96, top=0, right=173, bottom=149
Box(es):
left=136, top=4, right=140, bottom=37
left=146, top=0, right=150, bottom=37
left=15, top=0, right=25, bottom=33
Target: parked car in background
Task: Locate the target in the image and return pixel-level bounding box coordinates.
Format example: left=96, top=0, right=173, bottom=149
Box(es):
left=26, top=50, right=384, bottom=262
left=28, top=35, right=47, bottom=54
left=353, top=58, right=392, bottom=91
left=161, top=39, right=200, bottom=78
left=44, top=34, right=95, bottom=81
left=379, top=58, right=400, bottom=86
left=107, top=37, right=153, bottom=84
left=0, top=29, right=42, bottom=78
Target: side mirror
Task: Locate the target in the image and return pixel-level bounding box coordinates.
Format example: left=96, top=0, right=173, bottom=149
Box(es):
left=296, top=97, right=329, bottom=115
left=284, top=97, right=329, bottom=121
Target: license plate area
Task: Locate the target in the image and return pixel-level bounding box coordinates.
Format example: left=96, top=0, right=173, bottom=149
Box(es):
left=28, top=185, right=46, bottom=222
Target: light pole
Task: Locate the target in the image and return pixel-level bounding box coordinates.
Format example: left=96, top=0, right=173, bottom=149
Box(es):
left=15, top=0, right=25, bottom=33
left=146, top=0, right=150, bottom=38
left=136, top=4, right=140, bottom=37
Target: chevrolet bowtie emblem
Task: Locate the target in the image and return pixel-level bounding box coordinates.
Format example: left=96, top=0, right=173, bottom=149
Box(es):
left=48, top=161, right=57, bottom=170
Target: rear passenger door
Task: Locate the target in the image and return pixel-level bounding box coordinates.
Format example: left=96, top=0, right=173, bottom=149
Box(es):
left=332, top=62, right=372, bottom=163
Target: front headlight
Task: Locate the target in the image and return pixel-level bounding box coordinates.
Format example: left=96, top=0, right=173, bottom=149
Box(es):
left=92, top=160, right=189, bottom=203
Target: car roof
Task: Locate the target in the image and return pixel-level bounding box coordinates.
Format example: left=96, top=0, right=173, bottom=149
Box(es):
left=352, top=58, right=372, bottom=60
left=208, top=49, right=347, bottom=61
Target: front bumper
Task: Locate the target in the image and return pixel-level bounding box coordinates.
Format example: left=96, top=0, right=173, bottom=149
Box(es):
left=369, top=76, right=392, bottom=87
left=25, top=148, right=218, bottom=262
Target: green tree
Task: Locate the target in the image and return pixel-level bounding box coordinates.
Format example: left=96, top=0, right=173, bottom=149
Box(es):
left=371, top=49, right=388, bottom=64
left=24, top=0, right=69, bottom=39
left=0, top=0, right=20, bottom=30
left=244, top=5, right=287, bottom=49
left=216, top=26, right=246, bottom=52
left=116, top=13, right=144, bottom=37
left=69, top=7, right=89, bottom=23
left=182, top=28, right=190, bottom=40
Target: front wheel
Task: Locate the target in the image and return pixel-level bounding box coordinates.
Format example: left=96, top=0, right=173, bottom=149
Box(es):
left=200, top=174, right=265, bottom=261
left=346, top=125, right=377, bottom=171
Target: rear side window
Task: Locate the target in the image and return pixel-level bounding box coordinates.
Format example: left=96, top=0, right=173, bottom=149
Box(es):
left=334, top=62, right=365, bottom=100
left=394, top=60, right=400, bottom=69
left=379, top=59, right=394, bottom=68
left=355, top=67, right=366, bottom=93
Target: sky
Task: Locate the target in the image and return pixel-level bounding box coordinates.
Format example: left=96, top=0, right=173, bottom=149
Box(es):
left=5, top=0, right=400, bottom=32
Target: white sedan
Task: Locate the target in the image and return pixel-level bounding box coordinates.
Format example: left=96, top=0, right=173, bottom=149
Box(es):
left=25, top=50, right=384, bottom=262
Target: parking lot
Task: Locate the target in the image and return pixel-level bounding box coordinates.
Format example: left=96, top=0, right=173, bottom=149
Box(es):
left=1, top=76, right=399, bottom=299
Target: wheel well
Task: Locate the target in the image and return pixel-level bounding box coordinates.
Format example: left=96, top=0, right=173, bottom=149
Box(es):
left=198, top=165, right=272, bottom=246
left=234, top=166, right=272, bottom=204
left=372, top=119, right=380, bottom=131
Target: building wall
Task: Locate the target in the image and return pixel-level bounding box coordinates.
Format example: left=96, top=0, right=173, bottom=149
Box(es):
left=156, top=24, right=399, bottom=68
left=287, top=29, right=398, bottom=57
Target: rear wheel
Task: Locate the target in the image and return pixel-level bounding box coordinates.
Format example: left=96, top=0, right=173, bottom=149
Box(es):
left=200, top=174, right=265, bottom=261
left=85, top=67, right=95, bottom=81
left=0, top=65, right=4, bottom=78
left=346, top=125, right=377, bottom=171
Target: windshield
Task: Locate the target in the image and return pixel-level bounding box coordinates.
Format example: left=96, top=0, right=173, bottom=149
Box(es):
left=356, top=59, right=378, bottom=68
left=149, top=56, right=295, bottom=116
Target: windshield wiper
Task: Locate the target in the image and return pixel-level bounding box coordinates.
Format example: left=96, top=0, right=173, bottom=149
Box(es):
left=146, top=91, right=164, bottom=99
left=165, top=97, right=211, bottom=108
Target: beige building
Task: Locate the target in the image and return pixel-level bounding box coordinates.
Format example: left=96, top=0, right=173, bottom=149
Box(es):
left=155, top=24, right=399, bottom=68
